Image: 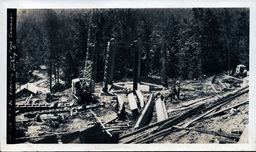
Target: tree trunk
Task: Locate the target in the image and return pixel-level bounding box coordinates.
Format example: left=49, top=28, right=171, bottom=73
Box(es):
left=49, top=59, right=52, bottom=92
left=54, top=62, right=57, bottom=85
left=57, top=60, right=60, bottom=90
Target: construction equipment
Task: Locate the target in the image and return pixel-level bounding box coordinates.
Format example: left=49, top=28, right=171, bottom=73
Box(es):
left=233, top=64, right=248, bottom=78
left=71, top=11, right=96, bottom=104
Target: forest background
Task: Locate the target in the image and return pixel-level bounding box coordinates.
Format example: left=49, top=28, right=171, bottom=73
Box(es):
left=16, top=8, right=249, bottom=89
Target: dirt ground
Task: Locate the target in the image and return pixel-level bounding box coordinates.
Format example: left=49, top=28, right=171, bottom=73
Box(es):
left=15, top=69, right=249, bottom=144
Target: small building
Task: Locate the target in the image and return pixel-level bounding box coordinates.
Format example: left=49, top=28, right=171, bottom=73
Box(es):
left=39, top=65, right=47, bottom=70
left=16, top=83, right=39, bottom=97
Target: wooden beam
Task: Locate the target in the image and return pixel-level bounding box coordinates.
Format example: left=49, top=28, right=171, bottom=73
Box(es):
left=111, top=83, right=126, bottom=90
left=173, top=126, right=240, bottom=140
left=127, top=93, right=138, bottom=111
left=155, top=96, right=168, bottom=122
left=138, top=84, right=150, bottom=92
left=204, top=100, right=249, bottom=118
left=133, top=93, right=154, bottom=129
left=210, top=84, right=218, bottom=93
left=116, top=95, right=125, bottom=116
left=126, top=86, right=249, bottom=143
left=89, top=109, right=112, bottom=137
left=135, top=90, right=144, bottom=108
left=119, top=113, right=180, bottom=142
left=132, top=125, right=176, bottom=143
left=25, top=94, right=33, bottom=104
left=224, top=74, right=244, bottom=81
left=181, top=100, right=231, bottom=128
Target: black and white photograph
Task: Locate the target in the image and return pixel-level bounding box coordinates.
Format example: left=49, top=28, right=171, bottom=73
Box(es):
left=1, top=0, right=256, bottom=151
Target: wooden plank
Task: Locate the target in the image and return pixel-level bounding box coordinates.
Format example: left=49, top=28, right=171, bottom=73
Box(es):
left=116, top=95, right=125, bottom=115
left=204, top=100, right=249, bottom=118
left=138, top=84, right=150, bottom=92
left=133, top=93, right=154, bottom=129
left=141, top=81, right=162, bottom=88
left=131, top=86, right=249, bottom=143
left=121, top=86, right=249, bottom=143
left=181, top=98, right=234, bottom=128
left=172, top=126, right=240, bottom=140
left=224, top=74, right=244, bottom=81
left=135, top=90, right=144, bottom=108
left=210, top=84, right=218, bottom=93
left=155, top=97, right=168, bottom=122
left=218, top=80, right=226, bottom=90
left=162, top=98, right=168, bottom=118
left=181, top=96, right=211, bottom=107
left=181, top=88, right=249, bottom=128
left=25, top=94, right=33, bottom=104
left=112, top=83, right=126, bottom=90
left=128, top=93, right=138, bottom=111
left=132, top=125, right=175, bottom=143
left=89, top=109, right=112, bottom=137
left=119, top=113, right=180, bottom=142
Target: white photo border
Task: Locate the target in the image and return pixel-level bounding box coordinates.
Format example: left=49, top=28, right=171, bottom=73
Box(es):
left=1, top=0, right=256, bottom=151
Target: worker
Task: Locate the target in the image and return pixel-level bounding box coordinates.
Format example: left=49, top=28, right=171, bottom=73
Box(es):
left=174, top=80, right=180, bottom=100
left=166, top=80, right=180, bottom=103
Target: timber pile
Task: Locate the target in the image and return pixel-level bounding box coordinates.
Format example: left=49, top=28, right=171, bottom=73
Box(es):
left=119, top=85, right=249, bottom=144
left=15, top=73, right=248, bottom=144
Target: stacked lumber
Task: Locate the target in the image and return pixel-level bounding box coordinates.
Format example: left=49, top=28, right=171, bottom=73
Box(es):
left=119, top=85, right=249, bottom=144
